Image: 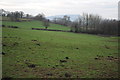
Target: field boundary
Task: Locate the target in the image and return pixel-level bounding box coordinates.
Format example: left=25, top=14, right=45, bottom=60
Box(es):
left=31, top=28, right=70, bottom=32
left=31, top=28, right=117, bottom=37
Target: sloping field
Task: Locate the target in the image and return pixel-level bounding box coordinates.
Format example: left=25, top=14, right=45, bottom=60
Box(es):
left=2, top=21, right=70, bottom=31
left=2, top=21, right=119, bottom=78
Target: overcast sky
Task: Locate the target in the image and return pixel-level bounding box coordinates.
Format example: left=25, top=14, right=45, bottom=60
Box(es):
left=0, top=0, right=119, bottom=19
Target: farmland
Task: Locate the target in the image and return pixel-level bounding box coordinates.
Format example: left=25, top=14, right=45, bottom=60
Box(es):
left=2, top=20, right=119, bottom=78
left=2, top=21, right=70, bottom=31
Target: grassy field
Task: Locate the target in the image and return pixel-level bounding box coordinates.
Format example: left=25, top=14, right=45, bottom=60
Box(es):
left=2, top=21, right=119, bottom=78
left=2, top=21, right=70, bottom=31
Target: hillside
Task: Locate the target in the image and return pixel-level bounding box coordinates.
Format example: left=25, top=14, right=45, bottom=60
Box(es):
left=2, top=21, right=70, bottom=31
left=0, top=16, right=10, bottom=21
left=2, top=21, right=119, bottom=78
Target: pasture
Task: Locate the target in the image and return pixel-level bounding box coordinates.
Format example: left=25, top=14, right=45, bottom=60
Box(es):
left=2, top=21, right=70, bottom=31
left=2, top=21, right=119, bottom=78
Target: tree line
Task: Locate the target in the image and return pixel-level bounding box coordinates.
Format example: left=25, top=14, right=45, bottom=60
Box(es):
left=0, top=9, right=50, bottom=29
left=1, top=9, right=119, bottom=36
left=71, top=13, right=118, bottom=36
left=0, top=9, right=47, bottom=22
left=0, top=9, right=32, bottom=21
left=51, top=13, right=119, bottom=36
left=52, top=15, right=71, bottom=26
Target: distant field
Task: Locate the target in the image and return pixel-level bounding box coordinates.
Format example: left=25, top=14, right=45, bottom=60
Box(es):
left=2, top=21, right=119, bottom=78
left=2, top=21, right=70, bottom=31
left=0, top=16, right=10, bottom=21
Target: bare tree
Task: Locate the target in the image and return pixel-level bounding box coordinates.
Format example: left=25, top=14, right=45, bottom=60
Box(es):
left=34, top=13, right=45, bottom=21
left=71, top=13, right=118, bottom=36
left=19, top=11, right=24, bottom=18
left=43, top=19, right=50, bottom=29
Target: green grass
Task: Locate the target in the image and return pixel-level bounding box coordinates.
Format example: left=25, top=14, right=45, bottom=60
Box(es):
left=0, top=16, right=10, bottom=21
left=2, top=21, right=119, bottom=78
left=2, top=21, right=70, bottom=31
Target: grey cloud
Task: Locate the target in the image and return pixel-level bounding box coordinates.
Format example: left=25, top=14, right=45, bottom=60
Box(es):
left=0, top=0, right=118, bottom=19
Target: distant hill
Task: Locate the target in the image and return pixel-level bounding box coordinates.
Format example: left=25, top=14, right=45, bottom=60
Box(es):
left=47, top=14, right=82, bottom=21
